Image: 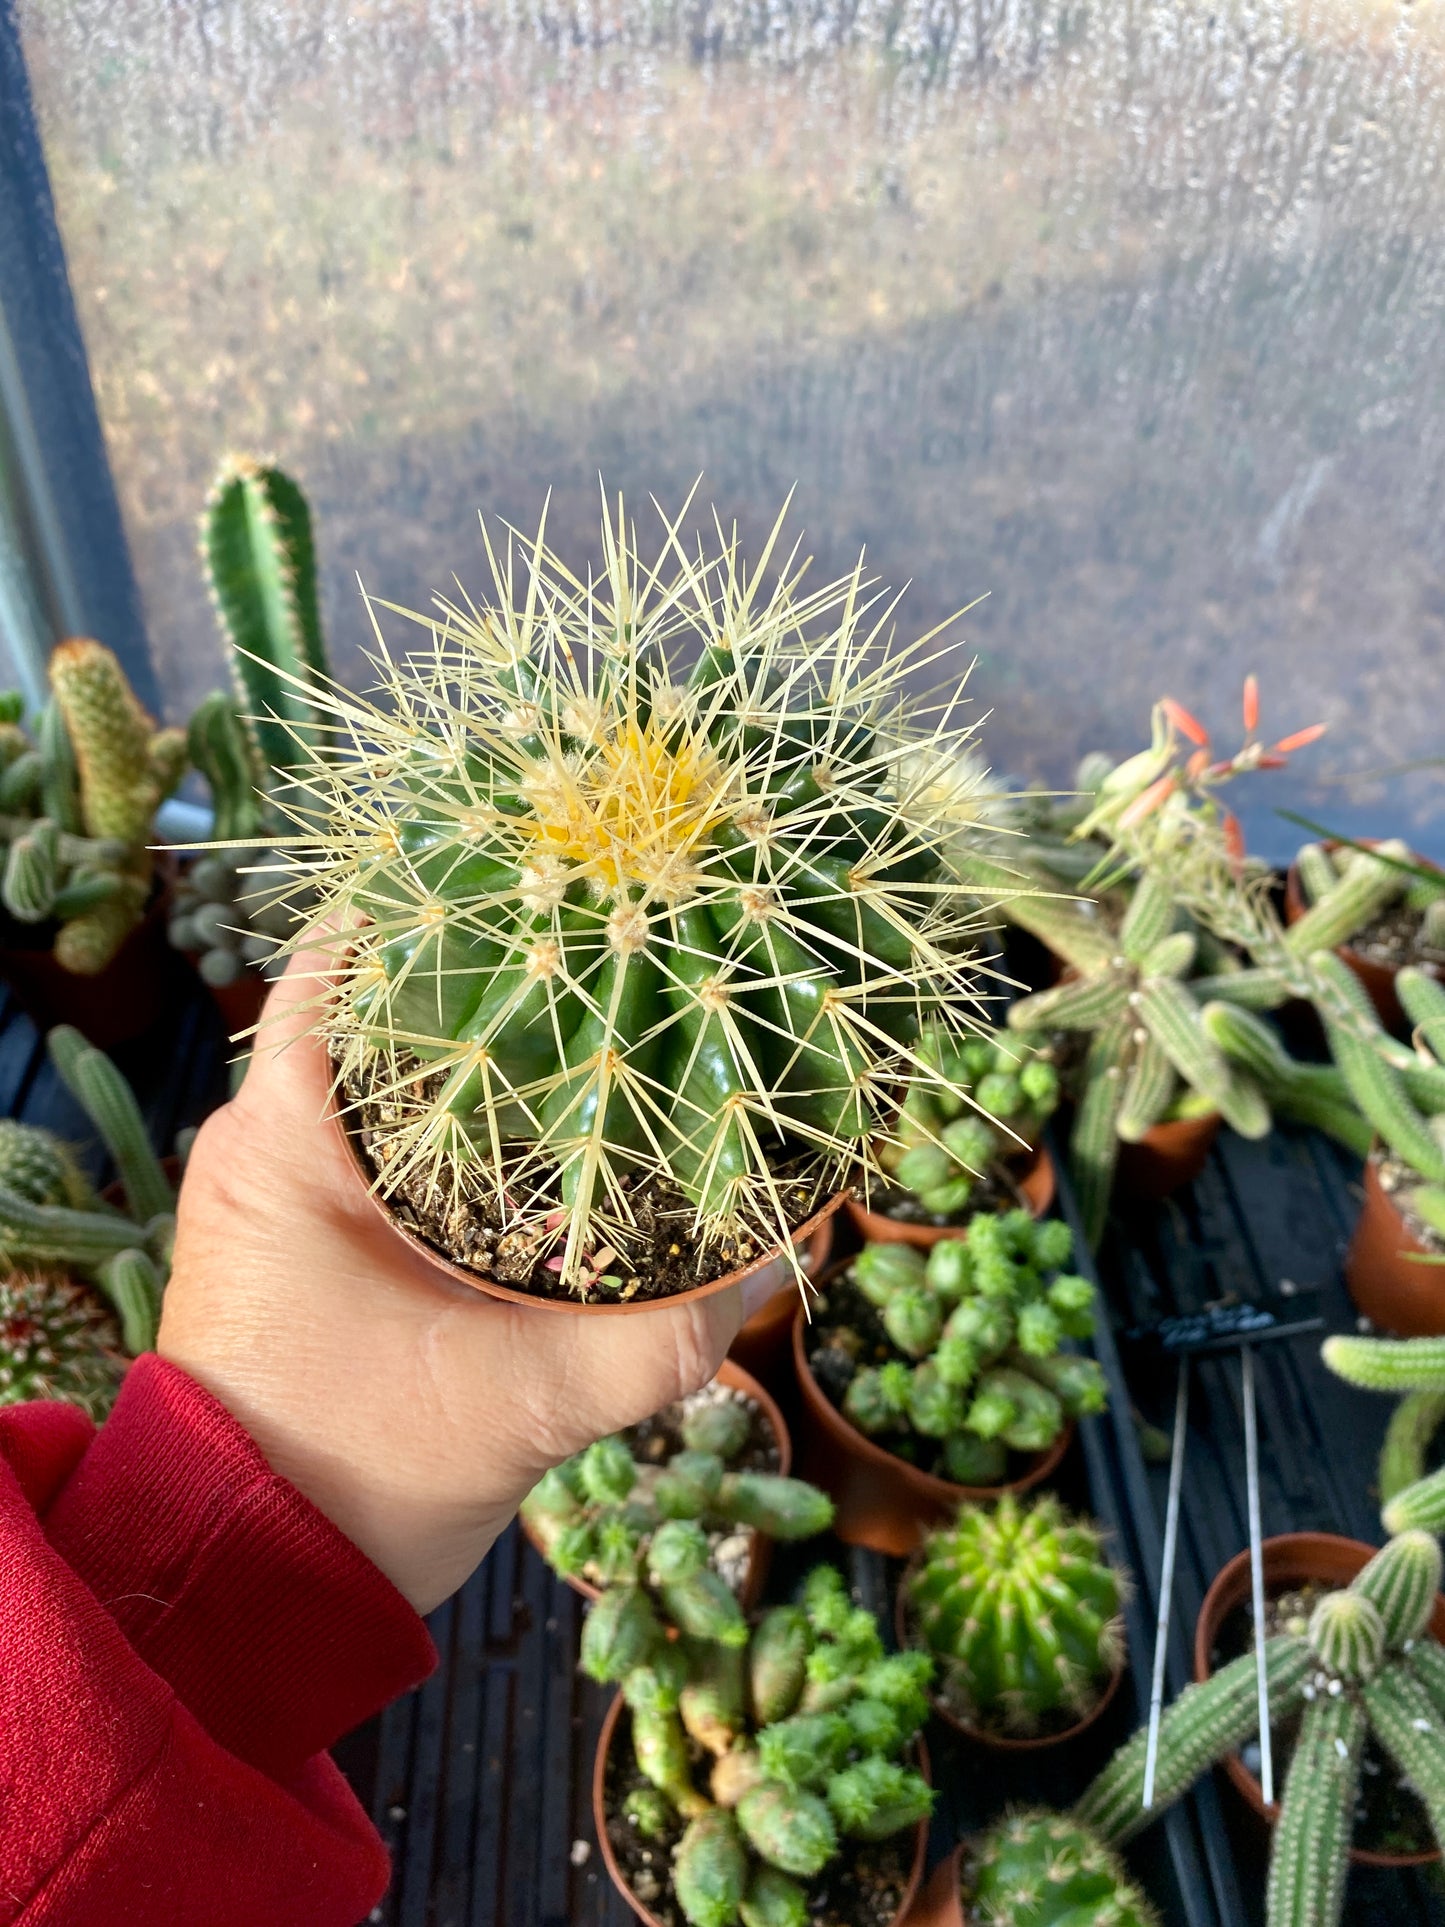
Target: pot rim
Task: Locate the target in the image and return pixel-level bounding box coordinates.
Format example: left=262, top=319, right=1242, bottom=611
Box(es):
left=791, top=1268, right=1076, bottom=1508
left=844, top=1143, right=1056, bottom=1248
left=518, top=1355, right=792, bottom=1604
left=592, top=1692, right=931, bottom=1927
left=895, top=1549, right=1127, bottom=1752
left=1193, top=1529, right=1445, bottom=1868
left=332, top=1101, right=850, bottom=1315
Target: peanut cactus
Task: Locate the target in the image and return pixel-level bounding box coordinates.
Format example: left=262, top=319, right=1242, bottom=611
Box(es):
left=257, top=498, right=987, bottom=1295
left=0, top=1271, right=125, bottom=1418
left=826, top=1213, right=1105, bottom=1482
left=1323, top=1334, right=1445, bottom=1535
left=906, top=1492, right=1124, bottom=1736
left=607, top=1564, right=933, bottom=1927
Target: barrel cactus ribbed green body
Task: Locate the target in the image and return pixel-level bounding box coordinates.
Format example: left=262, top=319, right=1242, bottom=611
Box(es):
left=267, top=501, right=985, bottom=1293
left=970, top=1812, right=1157, bottom=1927
left=906, top=1492, right=1124, bottom=1735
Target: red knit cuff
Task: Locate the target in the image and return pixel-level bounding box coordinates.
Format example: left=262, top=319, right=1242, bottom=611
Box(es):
left=41, top=1355, right=437, bottom=1783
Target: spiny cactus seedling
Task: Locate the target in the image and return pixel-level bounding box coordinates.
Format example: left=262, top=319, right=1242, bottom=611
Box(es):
left=524, top=1386, right=833, bottom=1630
left=0, top=1270, right=125, bottom=1418
left=607, top=1563, right=933, bottom=1927
left=814, top=1213, right=1104, bottom=1483
left=0, top=645, right=185, bottom=976
left=0, top=1026, right=178, bottom=1357
left=872, top=1021, right=1060, bottom=1223
left=906, top=1492, right=1125, bottom=1736
left=969, top=1811, right=1158, bottom=1927
left=257, top=496, right=990, bottom=1297
left=1322, top=1334, right=1445, bottom=1535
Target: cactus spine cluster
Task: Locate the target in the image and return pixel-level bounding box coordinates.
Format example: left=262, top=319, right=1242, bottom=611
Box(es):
left=0, top=1027, right=177, bottom=1355
left=608, top=1563, right=933, bottom=1927
left=0, top=645, right=185, bottom=974
left=0, top=1270, right=125, bottom=1418
left=523, top=1395, right=833, bottom=1637
left=974, top=1534, right=1445, bottom=1927
left=1323, top=1334, right=1445, bottom=1534
left=877, top=1022, right=1059, bottom=1220
left=906, top=1492, right=1124, bottom=1735
left=260, top=498, right=989, bottom=1293
left=828, top=1215, right=1104, bottom=1484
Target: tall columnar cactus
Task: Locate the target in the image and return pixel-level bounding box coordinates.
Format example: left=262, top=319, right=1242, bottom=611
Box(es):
left=607, top=1563, right=933, bottom=1927
left=905, top=1492, right=1124, bottom=1736
left=0, top=1270, right=125, bottom=1418
left=1323, top=1334, right=1445, bottom=1533
left=258, top=500, right=988, bottom=1293
left=0, top=1028, right=178, bottom=1357
left=829, top=1215, right=1105, bottom=1484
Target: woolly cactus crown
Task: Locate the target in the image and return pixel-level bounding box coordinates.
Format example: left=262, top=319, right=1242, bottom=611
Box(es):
left=269, top=498, right=989, bottom=1288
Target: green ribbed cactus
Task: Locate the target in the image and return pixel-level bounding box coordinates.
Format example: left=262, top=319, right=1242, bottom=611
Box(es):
left=523, top=1388, right=833, bottom=1634
left=1323, top=1334, right=1445, bottom=1534
left=827, top=1213, right=1104, bottom=1482
left=906, top=1492, right=1124, bottom=1736
left=1201, top=1002, right=1373, bottom=1156
left=1288, top=839, right=1414, bottom=957
left=875, top=1022, right=1060, bottom=1222
left=969, top=1812, right=1158, bottom=1927
left=0, top=1271, right=125, bottom=1418
left=255, top=498, right=986, bottom=1295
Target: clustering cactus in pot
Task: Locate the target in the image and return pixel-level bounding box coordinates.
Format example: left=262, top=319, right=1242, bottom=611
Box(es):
left=904, top=1492, right=1124, bottom=1737
left=812, top=1214, right=1105, bottom=1484
left=0, top=1271, right=125, bottom=1418
left=1322, top=1334, right=1445, bottom=1534
left=604, top=1563, right=934, bottom=1927
left=522, top=1388, right=833, bottom=1616
left=172, top=457, right=334, bottom=991
left=1293, top=838, right=1445, bottom=970
left=0, top=646, right=186, bottom=975
left=257, top=498, right=988, bottom=1299
left=872, top=1022, right=1059, bottom=1223
left=0, top=1026, right=178, bottom=1356
left=963, top=1533, right=1445, bottom=1927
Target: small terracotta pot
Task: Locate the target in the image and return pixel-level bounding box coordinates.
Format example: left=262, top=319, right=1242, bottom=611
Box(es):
left=1344, top=1151, right=1445, bottom=1336
left=844, top=1145, right=1056, bottom=1250
left=728, top=1212, right=836, bottom=1384
left=335, top=1107, right=849, bottom=1316
left=1194, top=1531, right=1445, bottom=1868
left=1285, top=841, right=1443, bottom=1035
left=519, top=1358, right=791, bottom=1607
left=895, top=1553, right=1126, bottom=1751
left=594, top=1694, right=930, bottom=1927
left=0, top=864, right=182, bottom=1050
left=903, top=1845, right=967, bottom=1927
left=1115, top=1113, right=1221, bottom=1202
left=791, top=1302, right=1075, bottom=1557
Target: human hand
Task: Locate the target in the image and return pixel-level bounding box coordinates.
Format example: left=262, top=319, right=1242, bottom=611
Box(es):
left=159, top=949, right=796, bottom=1615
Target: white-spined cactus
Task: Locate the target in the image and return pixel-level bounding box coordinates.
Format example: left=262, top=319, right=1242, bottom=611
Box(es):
left=265, top=500, right=988, bottom=1296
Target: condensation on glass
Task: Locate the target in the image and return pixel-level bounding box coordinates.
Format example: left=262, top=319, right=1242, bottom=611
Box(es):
left=14, top=0, right=1445, bottom=853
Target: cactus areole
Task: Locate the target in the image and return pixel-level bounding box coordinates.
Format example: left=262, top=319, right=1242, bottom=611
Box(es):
left=269, top=501, right=986, bottom=1302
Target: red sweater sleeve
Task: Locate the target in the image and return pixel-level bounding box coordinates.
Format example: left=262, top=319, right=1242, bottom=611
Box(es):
left=0, top=1357, right=437, bottom=1926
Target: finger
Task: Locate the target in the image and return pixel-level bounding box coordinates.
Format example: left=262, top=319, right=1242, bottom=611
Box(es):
left=236, top=921, right=347, bottom=1110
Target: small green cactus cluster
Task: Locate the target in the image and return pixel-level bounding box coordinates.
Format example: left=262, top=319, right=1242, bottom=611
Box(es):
left=967, top=1534, right=1445, bottom=1927
left=1294, top=838, right=1445, bottom=964
left=1323, top=1334, right=1445, bottom=1535
left=0, top=644, right=185, bottom=976
left=255, top=498, right=989, bottom=1294
left=610, top=1564, right=934, bottom=1927
left=827, top=1216, right=1104, bottom=1484
left=172, top=458, right=333, bottom=986
left=0, top=1026, right=178, bottom=1357
left=875, top=1022, right=1059, bottom=1221
left=0, top=1270, right=125, bottom=1418
left=906, top=1492, right=1124, bottom=1736
left=524, top=1396, right=834, bottom=1633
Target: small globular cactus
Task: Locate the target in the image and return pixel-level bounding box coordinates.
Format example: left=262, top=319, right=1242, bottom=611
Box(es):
left=906, top=1492, right=1125, bottom=1736
left=969, top=1811, right=1157, bottom=1927
left=0, top=1271, right=125, bottom=1418
left=823, top=1212, right=1103, bottom=1482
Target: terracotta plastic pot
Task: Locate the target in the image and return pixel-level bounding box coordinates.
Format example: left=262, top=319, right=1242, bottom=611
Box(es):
left=593, top=1694, right=930, bottom=1927
left=844, top=1145, right=1056, bottom=1249
left=895, top=1554, right=1126, bottom=1751
left=335, top=1107, right=849, bottom=1315
left=1344, top=1151, right=1445, bottom=1336
left=1285, top=841, right=1443, bottom=1035
left=902, top=1845, right=966, bottom=1927
left=1194, top=1531, right=1445, bottom=1868
left=791, top=1300, right=1075, bottom=1557
left=1115, top=1112, right=1221, bottom=1202
left=519, top=1358, right=790, bottom=1607
left=728, top=1211, right=836, bottom=1385
left=0, top=865, right=183, bottom=1050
